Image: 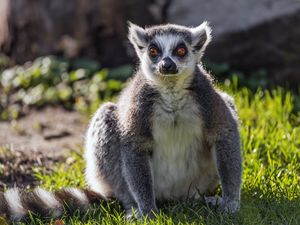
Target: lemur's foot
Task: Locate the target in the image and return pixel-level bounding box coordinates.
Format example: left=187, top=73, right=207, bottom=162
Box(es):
left=205, top=196, right=240, bottom=213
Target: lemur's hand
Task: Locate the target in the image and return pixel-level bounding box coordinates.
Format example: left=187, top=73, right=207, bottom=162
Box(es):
left=126, top=207, right=158, bottom=220
left=205, top=196, right=240, bottom=213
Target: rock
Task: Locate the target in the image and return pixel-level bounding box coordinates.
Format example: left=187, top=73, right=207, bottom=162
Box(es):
left=0, top=0, right=164, bottom=66
left=1, top=0, right=299, bottom=85
left=168, top=0, right=300, bottom=85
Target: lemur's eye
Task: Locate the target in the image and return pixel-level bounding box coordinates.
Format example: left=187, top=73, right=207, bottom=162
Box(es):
left=176, top=47, right=187, bottom=57
left=149, top=47, right=159, bottom=58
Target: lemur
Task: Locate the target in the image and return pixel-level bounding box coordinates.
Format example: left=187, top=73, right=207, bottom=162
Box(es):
left=0, top=22, right=242, bottom=221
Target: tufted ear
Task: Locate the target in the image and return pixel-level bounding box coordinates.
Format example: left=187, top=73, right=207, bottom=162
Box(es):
left=190, top=21, right=212, bottom=53
left=128, top=22, right=148, bottom=56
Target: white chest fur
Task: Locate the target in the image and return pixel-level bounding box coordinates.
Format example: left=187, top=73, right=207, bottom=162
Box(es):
left=151, top=88, right=218, bottom=199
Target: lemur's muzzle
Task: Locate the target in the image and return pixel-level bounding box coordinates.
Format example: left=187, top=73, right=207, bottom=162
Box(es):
left=159, top=57, right=178, bottom=74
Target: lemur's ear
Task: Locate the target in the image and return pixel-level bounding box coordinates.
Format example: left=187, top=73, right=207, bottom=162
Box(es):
left=128, top=22, right=148, bottom=54
left=190, top=21, right=212, bottom=52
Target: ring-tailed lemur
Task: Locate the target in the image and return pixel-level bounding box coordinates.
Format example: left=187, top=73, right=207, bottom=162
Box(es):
left=0, top=22, right=242, bottom=221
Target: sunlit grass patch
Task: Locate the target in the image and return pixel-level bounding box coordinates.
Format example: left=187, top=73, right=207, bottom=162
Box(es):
left=15, top=81, right=299, bottom=225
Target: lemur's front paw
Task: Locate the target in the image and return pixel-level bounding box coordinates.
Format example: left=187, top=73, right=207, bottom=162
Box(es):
left=126, top=207, right=158, bottom=221
left=125, top=208, right=139, bottom=220
left=205, top=196, right=240, bottom=213
left=139, top=207, right=158, bottom=220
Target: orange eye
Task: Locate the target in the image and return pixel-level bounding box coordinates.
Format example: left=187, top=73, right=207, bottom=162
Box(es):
left=176, top=47, right=186, bottom=57
left=149, top=47, right=159, bottom=58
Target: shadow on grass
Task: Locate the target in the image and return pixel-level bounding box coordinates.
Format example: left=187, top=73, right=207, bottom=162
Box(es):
left=15, top=192, right=299, bottom=225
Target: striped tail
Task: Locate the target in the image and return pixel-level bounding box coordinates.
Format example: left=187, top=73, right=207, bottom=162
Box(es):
left=0, top=187, right=105, bottom=221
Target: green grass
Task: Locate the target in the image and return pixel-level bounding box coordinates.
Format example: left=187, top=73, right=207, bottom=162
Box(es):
left=11, top=82, right=300, bottom=225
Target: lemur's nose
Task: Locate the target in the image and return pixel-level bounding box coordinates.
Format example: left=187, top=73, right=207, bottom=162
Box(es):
left=159, top=57, right=178, bottom=74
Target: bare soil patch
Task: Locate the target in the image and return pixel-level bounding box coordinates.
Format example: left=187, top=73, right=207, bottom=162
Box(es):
left=0, top=107, right=87, bottom=156
left=0, top=107, right=88, bottom=190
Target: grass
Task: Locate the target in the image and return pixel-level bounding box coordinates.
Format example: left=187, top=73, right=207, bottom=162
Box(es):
left=6, top=80, right=300, bottom=225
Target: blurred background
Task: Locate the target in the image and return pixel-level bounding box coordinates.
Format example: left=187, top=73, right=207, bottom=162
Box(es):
left=0, top=0, right=299, bottom=191
left=1, top=0, right=300, bottom=84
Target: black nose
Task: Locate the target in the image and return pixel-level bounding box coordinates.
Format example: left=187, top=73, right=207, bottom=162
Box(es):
left=159, top=57, right=178, bottom=74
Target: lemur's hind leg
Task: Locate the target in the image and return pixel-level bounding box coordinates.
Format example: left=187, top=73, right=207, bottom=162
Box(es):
left=206, top=123, right=242, bottom=212
left=85, top=103, right=137, bottom=215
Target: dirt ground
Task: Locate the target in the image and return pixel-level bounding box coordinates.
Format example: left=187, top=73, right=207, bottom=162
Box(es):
left=0, top=107, right=88, bottom=157
left=0, top=107, right=88, bottom=190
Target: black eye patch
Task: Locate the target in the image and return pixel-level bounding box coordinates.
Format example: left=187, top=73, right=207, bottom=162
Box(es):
left=148, top=43, right=161, bottom=52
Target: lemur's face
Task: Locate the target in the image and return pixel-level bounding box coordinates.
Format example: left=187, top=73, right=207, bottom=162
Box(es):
left=142, top=34, right=195, bottom=78
left=128, top=22, right=211, bottom=82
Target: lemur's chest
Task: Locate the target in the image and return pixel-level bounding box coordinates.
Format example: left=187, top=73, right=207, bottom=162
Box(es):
left=150, top=92, right=216, bottom=199
left=152, top=94, right=203, bottom=150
